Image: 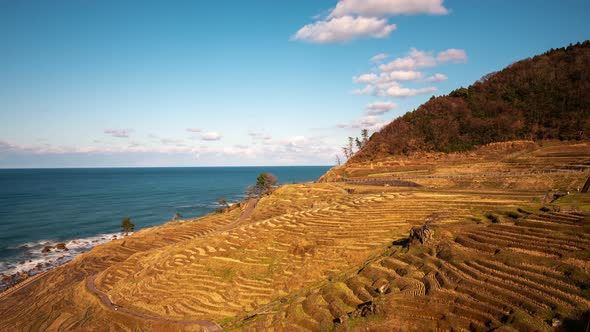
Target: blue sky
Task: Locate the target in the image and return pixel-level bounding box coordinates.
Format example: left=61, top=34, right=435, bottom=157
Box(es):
left=0, top=0, right=588, bottom=167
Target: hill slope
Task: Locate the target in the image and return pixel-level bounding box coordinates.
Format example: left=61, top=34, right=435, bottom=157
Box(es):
left=353, top=41, right=590, bottom=162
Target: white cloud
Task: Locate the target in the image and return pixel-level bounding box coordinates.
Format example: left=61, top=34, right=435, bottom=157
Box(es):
left=383, top=85, right=437, bottom=97
left=352, top=79, right=436, bottom=98
left=379, top=48, right=437, bottom=71
left=354, top=70, right=422, bottom=84
left=352, top=73, right=378, bottom=84
left=248, top=132, right=273, bottom=141
left=351, top=48, right=466, bottom=98
left=423, top=73, right=448, bottom=82
left=382, top=70, right=423, bottom=81
left=370, top=53, right=389, bottom=62
left=283, top=136, right=307, bottom=152
left=338, top=115, right=389, bottom=131
left=0, top=133, right=342, bottom=166
left=436, top=48, right=468, bottom=63
left=161, top=138, right=185, bottom=146
left=330, top=0, right=449, bottom=18
left=351, top=85, right=376, bottom=95
left=104, top=129, right=133, bottom=138
left=365, top=101, right=398, bottom=115
left=292, top=16, right=396, bottom=43
left=201, top=132, right=222, bottom=141
left=185, top=128, right=201, bottom=133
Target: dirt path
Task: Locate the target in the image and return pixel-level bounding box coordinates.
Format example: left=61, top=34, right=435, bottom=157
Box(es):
left=3, top=198, right=261, bottom=329
left=86, top=274, right=222, bottom=331
left=340, top=168, right=589, bottom=184
left=204, top=198, right=259, bottom=237
left=82, top=199, right=260, bottom=330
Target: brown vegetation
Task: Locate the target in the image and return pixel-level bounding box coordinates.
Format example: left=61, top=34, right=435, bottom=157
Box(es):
left=353, top=41, right=590, bottom=162
left=0, top=140, right=588, bottom=331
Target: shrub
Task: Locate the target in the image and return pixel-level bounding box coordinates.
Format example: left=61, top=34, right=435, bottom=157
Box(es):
left=485, top=213, right=500, bottom=223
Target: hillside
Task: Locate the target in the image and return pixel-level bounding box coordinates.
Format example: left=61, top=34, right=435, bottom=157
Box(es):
left=1, top=42, right=590, bottom=332
left=352, top=41, right=590, bottom=162
left=0, top=140, right=589, bottom=332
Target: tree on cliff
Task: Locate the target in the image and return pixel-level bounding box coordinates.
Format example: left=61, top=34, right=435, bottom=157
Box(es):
left=218, top=197, right=230, bottom=209
left=120, top=217, right=135, bottom=236
left=245, top=173, right=278, bottom=198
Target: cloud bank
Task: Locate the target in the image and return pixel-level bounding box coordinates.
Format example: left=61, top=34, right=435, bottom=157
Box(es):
left=293, top=0, right=449, bottom=43
left=352, top=47, right=467, bottom=97
left=104, top=129, right=133, bottom=138
left=293, top=16, right=396, bottom=43
left=329, top=0, right=449, bottom=18
left=365, top=101, right=398, bottom=115
left=201, top=132, right=222, bottom=141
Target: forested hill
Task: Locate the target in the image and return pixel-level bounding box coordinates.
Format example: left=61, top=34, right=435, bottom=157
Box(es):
left=352, top=41, right=590, bottom=162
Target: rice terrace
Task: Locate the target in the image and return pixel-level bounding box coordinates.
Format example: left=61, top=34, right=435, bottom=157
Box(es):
left=1, top=1, right=590, bottom=332
left=1, top=139, right=589, bottom=331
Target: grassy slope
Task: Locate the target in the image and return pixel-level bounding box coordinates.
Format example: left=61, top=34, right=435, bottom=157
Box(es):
left=0, top=141, right=588, bottom=331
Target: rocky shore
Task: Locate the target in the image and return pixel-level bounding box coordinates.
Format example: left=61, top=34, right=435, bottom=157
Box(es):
left=0, top=233, right=125, bottom=292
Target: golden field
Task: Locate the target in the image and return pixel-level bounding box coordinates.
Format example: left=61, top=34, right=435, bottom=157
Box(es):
left=1, top=140, right=589, bottom=331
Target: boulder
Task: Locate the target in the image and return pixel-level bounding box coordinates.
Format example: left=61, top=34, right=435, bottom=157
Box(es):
left=55, top=242, right=67, bottom=250
left=41, top=246, right=54, bottom=253
left=373, top=278, right=390, bottom=294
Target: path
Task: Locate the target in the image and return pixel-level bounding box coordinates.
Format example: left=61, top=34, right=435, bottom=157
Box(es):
left=85, top=275, right=222, bottom=331
left=204, top=197, right=259, bottom=237
left=84, top=199, right=260, bottom=330
left=2, top=198, right=261, bottom=330
left=339, top=168, right=590, bottom=184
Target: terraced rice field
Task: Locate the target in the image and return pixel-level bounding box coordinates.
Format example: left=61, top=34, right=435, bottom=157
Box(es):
left=0, top=141, right=588, bottom=331
left=236, top=209, right=590, bottom=331
left=94, top=190, right=529, bottom=321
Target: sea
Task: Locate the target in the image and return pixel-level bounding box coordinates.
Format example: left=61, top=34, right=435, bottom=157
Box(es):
left=0, top=166, right=330, bottom=286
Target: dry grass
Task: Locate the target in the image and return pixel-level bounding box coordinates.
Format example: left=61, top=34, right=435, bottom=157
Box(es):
left=0, top=140, right=589, bottom=331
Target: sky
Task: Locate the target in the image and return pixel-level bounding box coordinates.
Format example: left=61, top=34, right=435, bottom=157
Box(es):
left=0, top=0, right=589, bottom=168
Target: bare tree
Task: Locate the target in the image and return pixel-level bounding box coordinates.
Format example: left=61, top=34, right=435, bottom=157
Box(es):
left=361, top=129, right=369, bottom=146
left=342, top=146, right=351, bottom=159
left=335, top=154, right=342, bottom=166
left=355, top=137, right=362, bottom=150
left=347, top=137, right=354, bottom=156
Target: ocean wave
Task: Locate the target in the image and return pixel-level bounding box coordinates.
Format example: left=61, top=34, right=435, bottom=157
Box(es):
left=174, top=203, right=214, bottom=209
left=0, top=231, right=132, bottom=290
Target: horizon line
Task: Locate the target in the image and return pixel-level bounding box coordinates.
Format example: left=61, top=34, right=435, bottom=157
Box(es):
left=0, top=165, right=335, bottom=170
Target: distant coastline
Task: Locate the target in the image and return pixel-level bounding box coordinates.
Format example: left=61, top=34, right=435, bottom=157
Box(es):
left=0, top=166, right=331, bottom=292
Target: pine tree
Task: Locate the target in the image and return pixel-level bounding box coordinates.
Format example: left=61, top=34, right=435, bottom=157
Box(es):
left=120, top=217, right=135, bottom=236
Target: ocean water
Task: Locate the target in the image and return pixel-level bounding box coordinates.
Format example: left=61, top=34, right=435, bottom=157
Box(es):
left=0, top=166, right=330, bottom=281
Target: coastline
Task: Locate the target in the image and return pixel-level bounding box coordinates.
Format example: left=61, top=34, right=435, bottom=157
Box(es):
left=0, top=231, right=130, bottom=292
left=0, top=166, right=331, bottom=293
left=0, top=193, right=263, bottom=295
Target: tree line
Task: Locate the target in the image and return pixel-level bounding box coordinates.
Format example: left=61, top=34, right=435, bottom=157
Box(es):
left=352, top=41, right=590, bottom=162
left=336, top=129, right=370, bottom=165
